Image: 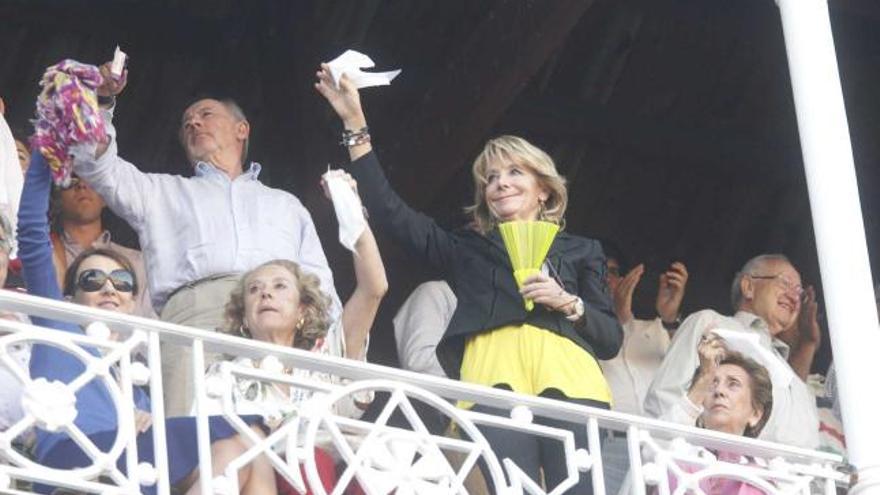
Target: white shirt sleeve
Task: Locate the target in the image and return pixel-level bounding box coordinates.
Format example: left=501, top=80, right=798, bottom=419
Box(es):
left=643, top=310, right=717, bottom=421
left=393, top=281, right=456, bottom=378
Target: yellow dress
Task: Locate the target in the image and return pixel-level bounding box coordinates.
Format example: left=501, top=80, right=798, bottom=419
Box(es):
left=459, top=323, right=612, bottom=407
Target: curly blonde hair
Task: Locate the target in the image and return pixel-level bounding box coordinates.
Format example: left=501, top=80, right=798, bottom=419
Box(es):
left=465, top=135, right=568, bottom=234
left=225, top=259, right=332, bottom=350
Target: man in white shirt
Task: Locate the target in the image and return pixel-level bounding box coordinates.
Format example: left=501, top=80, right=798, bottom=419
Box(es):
left=644, top=254, right=820, bottom=449
left=71, top=63, right=341, bottom=415
left=600, top=256, right=689, bottom=415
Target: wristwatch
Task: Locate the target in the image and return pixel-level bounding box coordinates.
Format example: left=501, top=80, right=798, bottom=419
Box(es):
left=565, top=297, right=585, bottom=322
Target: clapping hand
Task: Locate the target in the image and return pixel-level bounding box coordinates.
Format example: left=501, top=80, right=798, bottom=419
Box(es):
left=656, top=262, right=689, bottom=325
left=612, top=264, right=644, bottom=324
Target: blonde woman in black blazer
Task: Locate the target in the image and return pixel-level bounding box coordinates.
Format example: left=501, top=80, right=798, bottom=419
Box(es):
left=316, top=64, right=622, bottom=493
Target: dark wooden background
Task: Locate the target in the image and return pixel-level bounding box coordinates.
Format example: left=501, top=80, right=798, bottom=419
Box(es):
left=3, top=0, right=879, bottom=372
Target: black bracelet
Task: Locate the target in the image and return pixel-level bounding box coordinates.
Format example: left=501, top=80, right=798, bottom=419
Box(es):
left=661, top=315, right=682, bottom=331
left=97, top=95, right=116, bottom=108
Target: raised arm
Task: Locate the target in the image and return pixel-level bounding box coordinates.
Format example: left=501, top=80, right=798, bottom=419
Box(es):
left=644, top=310, right=715, bottom=423
left=71, top=61, right=152, bottom=227
left=314, top=64, right=371, bottom=162
left=17, top=151, right=61, bottom=303
left=315, top=63, right=456, bottom=274
left=320, top=171, right=388, bottom=361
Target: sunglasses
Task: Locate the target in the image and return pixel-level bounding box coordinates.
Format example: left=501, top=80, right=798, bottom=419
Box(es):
left=76, top=268, right=136, bottom=293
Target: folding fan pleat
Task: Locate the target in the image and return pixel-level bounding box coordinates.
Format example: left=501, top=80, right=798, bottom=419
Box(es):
left=498, top=221, right=559, bottom=310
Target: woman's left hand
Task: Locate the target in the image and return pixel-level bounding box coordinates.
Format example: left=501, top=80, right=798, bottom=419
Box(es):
left=320, top=169, right=360, bottom=201
left=315, top=63, right=366, bottom=129
left=521, top=273, right=577, bottom=314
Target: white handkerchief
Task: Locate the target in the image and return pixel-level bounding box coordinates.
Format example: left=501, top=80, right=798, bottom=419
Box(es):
left=111, top=45, right=128, bottom=77
left=710, top=328, right=795, bottom=386
left=324, top=170, right=366, bottom=252
left=0, top=113, right=22, bottom=258
left=326, top=49, right=401, bottom=90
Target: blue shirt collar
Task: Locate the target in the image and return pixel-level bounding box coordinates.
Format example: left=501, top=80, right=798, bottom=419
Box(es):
left=194, top=161, right=262, bottom=180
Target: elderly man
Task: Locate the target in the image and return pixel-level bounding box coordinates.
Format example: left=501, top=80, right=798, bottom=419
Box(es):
left=644, top=254, right=820, bottom=449
left=71, top=63, right=341, bottom=415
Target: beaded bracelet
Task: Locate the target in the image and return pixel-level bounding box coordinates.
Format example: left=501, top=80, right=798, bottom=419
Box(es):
left=341, top=126, right=371, bottom=147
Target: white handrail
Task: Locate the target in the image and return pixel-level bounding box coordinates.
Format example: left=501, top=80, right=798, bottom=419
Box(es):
left=0, top=290, right=847, bottom=494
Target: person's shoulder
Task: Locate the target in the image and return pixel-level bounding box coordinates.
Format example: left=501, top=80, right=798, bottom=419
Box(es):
left=107, top=240, right=143, bottom=259
left=555, top=231, right=603, bottom=256
left=253, top=182, right=308, bottom=207
left=557, top=231, right=599, bottom=244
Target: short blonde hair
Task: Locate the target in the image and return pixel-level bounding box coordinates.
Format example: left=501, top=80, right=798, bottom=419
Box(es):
left=465, top=135, right=568, bottom=234
left=225, top=259, right=332, bottom=350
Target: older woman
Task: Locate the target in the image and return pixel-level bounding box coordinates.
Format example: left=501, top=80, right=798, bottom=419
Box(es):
left=663, top=351, right=773, bottom=495
left=698, top=352, right=772, bottom=439
left=205, top=171, right=386, bottom=493
left=315, top=66, right=622, bottom=492
left=19, top=152, right=276, bottom=494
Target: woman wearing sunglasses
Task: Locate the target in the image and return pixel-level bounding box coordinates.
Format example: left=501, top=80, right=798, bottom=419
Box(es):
left=19, top=151, right=276, bottom=494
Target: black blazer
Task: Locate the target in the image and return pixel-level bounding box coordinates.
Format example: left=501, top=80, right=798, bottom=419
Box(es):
left=348, top=151, right=623, bottom=379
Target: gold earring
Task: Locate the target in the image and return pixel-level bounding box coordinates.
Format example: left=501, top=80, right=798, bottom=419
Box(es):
left=238, top=325, right=251, bottom=338
left=296, top=316, right=305, bottom=330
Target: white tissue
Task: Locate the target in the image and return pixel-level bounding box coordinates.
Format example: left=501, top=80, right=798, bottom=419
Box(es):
left=326, top=49, right=401, bottom=90
left=710, top=328, right=796, bottom=386
left=111, top=46, right=127, bottom=77
left=324, top=170, right=366, bottom=252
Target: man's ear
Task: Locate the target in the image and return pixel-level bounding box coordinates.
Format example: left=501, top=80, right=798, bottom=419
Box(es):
left=236, top=120, right=250, bottom=141
left=740, top=276, right=755, bottom=302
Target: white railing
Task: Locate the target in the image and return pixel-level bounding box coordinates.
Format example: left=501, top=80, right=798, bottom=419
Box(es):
left=0, top=290, right=847, bottom=494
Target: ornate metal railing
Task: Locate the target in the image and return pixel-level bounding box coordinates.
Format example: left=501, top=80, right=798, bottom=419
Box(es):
left=0, top=290, right=847, bottom=494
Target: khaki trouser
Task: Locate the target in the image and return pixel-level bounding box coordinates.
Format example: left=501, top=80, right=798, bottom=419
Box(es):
left=159, top=274, right=241, bottom=416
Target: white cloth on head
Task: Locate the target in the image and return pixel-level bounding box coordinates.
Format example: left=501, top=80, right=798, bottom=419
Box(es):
left=643, top=309, right=820, bottom=449
left=600, top=317, right=670, bottom=416
left=0, top=113, right=22, bottom=257
left=326, top=49, right=401, bottom=90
